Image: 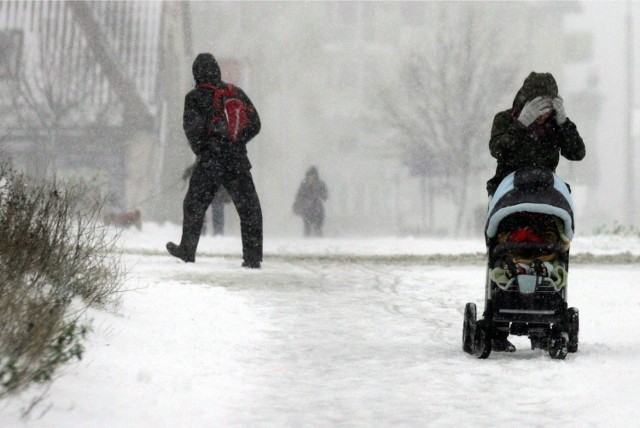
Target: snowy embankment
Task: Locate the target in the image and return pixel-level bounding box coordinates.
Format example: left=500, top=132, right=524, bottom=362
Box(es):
left=2, top=223, right=640, bottom=426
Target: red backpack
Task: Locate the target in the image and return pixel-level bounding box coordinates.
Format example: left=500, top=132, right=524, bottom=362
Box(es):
left=198, top=83, right=254, bottom=142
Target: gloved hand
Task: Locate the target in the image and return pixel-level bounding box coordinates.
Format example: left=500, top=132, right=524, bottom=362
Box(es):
left=552, top=96, right=567, bottom=125
left=517, top=96, right=552, bottom=127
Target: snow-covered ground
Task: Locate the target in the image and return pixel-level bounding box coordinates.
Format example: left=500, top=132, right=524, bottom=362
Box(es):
left=2, top=223, right=640, bottom=427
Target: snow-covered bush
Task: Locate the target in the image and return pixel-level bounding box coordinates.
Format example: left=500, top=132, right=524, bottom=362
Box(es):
left=0, top=160, right=123, bottom=398
left=592, top=222, right=640, bottom=237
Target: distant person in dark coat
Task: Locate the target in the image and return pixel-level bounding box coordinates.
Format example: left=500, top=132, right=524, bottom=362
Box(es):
left=167, top=53, right=262, bottom=267
left=487, top=72, right=586, bottom=197
left=293, top=166, right=328, bottom=237
left=182, top=162, right=232, bottom=236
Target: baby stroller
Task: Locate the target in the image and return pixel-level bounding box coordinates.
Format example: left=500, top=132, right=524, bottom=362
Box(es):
left=463, top=167, right=579, bottom=359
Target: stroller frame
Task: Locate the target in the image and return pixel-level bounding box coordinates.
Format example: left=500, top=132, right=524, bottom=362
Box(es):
left=463, top=167, right=579, bottom=359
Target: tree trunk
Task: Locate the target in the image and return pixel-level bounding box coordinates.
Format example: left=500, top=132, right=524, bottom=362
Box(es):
left=454, top=168, right=469, bottom=235
left=419, top=174, right=428, bottom=234
left=47, top=128, right=57, bottom=176
left=428, top=177, right=435, bottom=234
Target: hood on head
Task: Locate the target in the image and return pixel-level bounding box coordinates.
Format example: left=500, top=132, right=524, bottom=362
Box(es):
left=192, top=53, right=221, bottom=84
left=512, top=72, right=558, bottom=111
left=306, top=166, right=318, bottom=177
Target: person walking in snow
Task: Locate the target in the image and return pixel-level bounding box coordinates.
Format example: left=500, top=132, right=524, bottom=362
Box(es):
left=167, top=53, right=263, bottom=268
left=182, top=162, right=232, bottom=236
left=485, top=71, right=586, bottom=353
left=293, top=166, right=328, bottom=237
left=486, top=72, right=586, bottom=197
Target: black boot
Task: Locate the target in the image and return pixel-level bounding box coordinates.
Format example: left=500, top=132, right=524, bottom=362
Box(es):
left=492, top=338, right=516, bottom=352
left=242, top=260, right=261, bottom=269
left=492, top=329, right=516, bottom=352
left=166, top=242, right=195, bottom=263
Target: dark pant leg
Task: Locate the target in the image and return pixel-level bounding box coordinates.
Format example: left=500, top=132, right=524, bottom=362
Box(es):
left=494, top=322, right=510, bottom=339
left=313, top=220, right=323, bottom=237
left=201, top=207, right=208, bottom=235
left=303, top=218, right=311, bottom=237
left=313, top=214, right=324, bottom=237
left=222, top=170, right=262, bottom=263
left=211, top=194, right=225, bottom=235
left=181, top=157, right=220, bottom=255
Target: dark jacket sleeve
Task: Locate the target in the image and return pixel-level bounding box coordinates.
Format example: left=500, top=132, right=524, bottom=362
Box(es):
left=320, top=181, right=328, bottom=201
left=488, top=111, right=532, bottom=162
left=182, top=91, right=209, bottom=155
left=236, top=87, right=261, bottom=144
left=558, top=118, right=586, bottom=161
left=293, top=184, right=304, bottom=215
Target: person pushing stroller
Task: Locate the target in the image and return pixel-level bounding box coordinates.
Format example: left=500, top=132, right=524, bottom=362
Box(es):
left=485, top=72, right=586, bottom=352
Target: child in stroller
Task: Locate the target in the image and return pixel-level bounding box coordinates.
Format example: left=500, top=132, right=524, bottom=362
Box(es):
left=463, top=166, right=579, bottom=359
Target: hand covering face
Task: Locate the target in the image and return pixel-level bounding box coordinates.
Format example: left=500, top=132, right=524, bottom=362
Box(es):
left=517, top=96, right=553, bottom=127
left=552, top=96, right=567, bottom=125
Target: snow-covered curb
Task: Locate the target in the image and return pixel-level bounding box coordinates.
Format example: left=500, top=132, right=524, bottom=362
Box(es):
left=118, top=222, right=640, bottom=262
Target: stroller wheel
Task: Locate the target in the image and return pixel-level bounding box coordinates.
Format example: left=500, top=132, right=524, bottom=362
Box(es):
left=462, top=303, right=477, bottom=354
left=474, top=319, right=492, bottom=359
left=566, top=307, right=579, bottom=353
left=548, top=324, right=569, bottom=360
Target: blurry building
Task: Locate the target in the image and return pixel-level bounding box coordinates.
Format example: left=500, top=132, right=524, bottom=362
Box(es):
left=0, top=1, right=192, bottom=221
left=564, top=1, right=640, bottom=229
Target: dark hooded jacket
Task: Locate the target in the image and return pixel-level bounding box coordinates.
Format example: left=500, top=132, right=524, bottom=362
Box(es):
left=486, top=72, right=585, bottom=195
left=183, top=53, right=261, bottom=170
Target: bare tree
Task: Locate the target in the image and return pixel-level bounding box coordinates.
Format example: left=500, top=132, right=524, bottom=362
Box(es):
left=9, top=33, right=115, bottom=179
left=14, top=45, right=85, bottom=176
left=377, top=5, right=521, bottom=234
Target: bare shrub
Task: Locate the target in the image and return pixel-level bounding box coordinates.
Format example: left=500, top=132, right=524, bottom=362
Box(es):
left=0, top=160, right=124, bottom=398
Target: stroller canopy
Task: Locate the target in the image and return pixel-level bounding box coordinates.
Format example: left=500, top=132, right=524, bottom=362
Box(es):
left=486, top=168, right=574, bottom=241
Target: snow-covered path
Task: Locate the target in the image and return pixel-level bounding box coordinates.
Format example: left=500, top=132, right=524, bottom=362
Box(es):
left=3, top=250, right=640, bottom=427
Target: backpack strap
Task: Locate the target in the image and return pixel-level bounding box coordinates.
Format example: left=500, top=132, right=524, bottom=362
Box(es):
left=224, top=83, right=236, bottom=97
left=197, top=83, right=237, bottom=113
left=197, top=83, right=228, bottom=134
